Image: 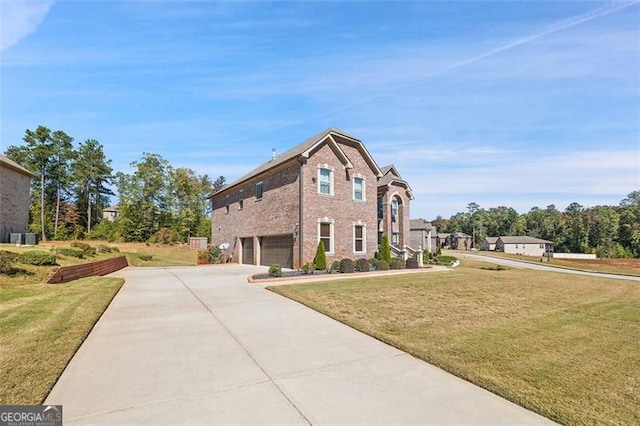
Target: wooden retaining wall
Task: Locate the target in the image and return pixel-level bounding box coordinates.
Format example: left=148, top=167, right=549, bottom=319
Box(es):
left=47, top=256, right=128, bottom=284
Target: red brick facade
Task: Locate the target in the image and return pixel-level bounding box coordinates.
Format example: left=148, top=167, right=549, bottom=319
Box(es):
left=210, top=129, right=411, bottom=269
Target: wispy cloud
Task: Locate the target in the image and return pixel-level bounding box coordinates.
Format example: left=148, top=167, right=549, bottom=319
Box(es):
left=0, top=0, right=53, bottom=51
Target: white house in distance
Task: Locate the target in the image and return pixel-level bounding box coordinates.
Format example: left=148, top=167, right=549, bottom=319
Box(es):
left=495, top=236, right=553, bottom=257
left=482, top=236, right=498, bottom=251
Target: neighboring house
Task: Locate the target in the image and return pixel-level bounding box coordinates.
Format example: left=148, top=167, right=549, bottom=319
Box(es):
left=0, top=155, right=35, bottom=243
left=410, top=219, right=436, bottom=253
left=102, top=206, right=119, bottom=222
left=451, top=232, right=472, bottom=250
left=377, top=165, right=414, bottom=248
left=436, top=232, right=472, bottom=250
left=495, top=236, right=553, bottom=257
left=482, top=236, right=498, bottom=251
left=209, top=128, right=413, bottom=269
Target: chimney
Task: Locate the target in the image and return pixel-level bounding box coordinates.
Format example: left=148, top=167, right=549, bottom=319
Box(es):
left=272, top=148, right=276, bottom=161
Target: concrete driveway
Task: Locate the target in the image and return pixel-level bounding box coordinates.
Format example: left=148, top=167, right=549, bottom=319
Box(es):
left=46, top=265, right=554, bottom=425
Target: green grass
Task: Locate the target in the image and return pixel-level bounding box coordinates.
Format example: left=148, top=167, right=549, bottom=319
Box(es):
left=0, top=269, right=123, bottom=404
left=269, top=259, right=640, bottom=425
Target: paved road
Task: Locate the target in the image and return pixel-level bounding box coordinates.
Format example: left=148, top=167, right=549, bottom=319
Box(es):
left=460, top=253, right=640, bottom=282
left=46, top=265, right=554, bottom=425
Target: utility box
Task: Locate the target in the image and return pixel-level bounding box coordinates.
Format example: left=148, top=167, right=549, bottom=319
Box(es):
left=10, top=233, right=24, bottom=245
left=189, top=237, right=208, bottom=250
left=24, top=233, right=39, bottom=245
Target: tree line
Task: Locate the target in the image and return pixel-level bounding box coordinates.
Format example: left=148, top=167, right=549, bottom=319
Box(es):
left=431, top=193, right=640, bottom=258
left=4, top=125, right=224, bottom=243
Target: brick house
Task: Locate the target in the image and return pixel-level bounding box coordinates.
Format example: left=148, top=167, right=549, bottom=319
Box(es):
left=209, top=128, right=414, bottom=268
left=0, top=155, right=35, bottom=243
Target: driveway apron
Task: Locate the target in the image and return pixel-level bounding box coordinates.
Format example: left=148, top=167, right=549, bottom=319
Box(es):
left=46, top=265, right=554, bottom=425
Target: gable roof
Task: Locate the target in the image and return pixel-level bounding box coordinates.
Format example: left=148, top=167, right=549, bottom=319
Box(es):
left=483, top=236, right=499, bottom=244
left=210, top=127, right=383, bottom=198
left=0, top=155, right=36, bottom=178
left=410, top=218, right=433, bottom=231
left=377, top=163, right=414, bottom=199
left=498, top=236, right=552, bottom=244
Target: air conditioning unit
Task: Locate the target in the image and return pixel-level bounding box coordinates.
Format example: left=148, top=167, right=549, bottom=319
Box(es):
left=10, top=233, right=24, bottom=245
left=25, top=233, right=39, bottom=245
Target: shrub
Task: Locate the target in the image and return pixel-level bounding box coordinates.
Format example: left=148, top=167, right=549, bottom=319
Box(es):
left=87, top=220, right=120, bottom=242
left=368, top=257, right=379, bottom=268
left=18, top=250, right=57, bottom=266
left=313, top=241, right=327, bottom=270
left=268, top=264, right=282, bottom=277
left=302, top=262, right=315, bottom=275
left=58, top=247, right=84, bottom=258
left=379, top=236, right=392, bottom=263
left=436, top=246, right=442, bottom=256
left=406, top=256, right=419, bottom=269
left=340, top=258, right=354, bottom=273
left=71, top=241, right=96, bottom=256
left=389, top=257, right=405, bottom=270
left=376, top=259, right=389, bottom=270
left=208, top=246, right=222, bottom=263
left=148, top=227, right=180, bottom=245
left=0, top=251, right=19, bottom=273
left=97, top=244, right=112, bottom=253
left=197, top=249, right=210, bottom=264
left=355, top=258, right=370, bottom=272
left=330, top=260, right=341, bottom=273
left=138, top=254, right=153, bottom=261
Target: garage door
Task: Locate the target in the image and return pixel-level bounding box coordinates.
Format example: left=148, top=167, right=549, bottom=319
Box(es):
left=261, top=234, right=293, bottom=268
left=242, top=238, right=254, bottom=265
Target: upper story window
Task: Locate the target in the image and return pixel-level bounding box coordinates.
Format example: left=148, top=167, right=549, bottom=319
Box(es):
left=318, top=167, right=332, bottom=195
left=225, top=196, right=230, bottom=214
left=256, top=182, right=264, bottom=200
left=317, top=164, right=335, bottom=196
left=353, top=177, right=364, bottom=201
left=391, top=198, right=399, bottom=222
left=238, top=190, right=244, bottom=210
left=377, top=198, right=383, bottom=220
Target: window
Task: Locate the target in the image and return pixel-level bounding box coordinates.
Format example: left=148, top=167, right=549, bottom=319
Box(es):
left=238, top=190, right=244, bottom=210
left=318, top=167, right=332, bottom=195
left=353, top=177, right=364, bottom=201
left=318, top=220, right=334, bottom=253
left=392, top=232, right=399, bottom=246
left=539, top=244, right=544, bottom=249
left=354, top=224, right=365, bottom=253
left=225, top=196, right=230, bottom=214
left=391, top=198, right=398, bottom=222
left=256, top=182, right=264, bottom=200
left=377, top=198, right=383, bottom=219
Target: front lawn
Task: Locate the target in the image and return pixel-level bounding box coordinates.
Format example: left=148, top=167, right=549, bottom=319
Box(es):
left=0, top=271, right=123, bottom=404
left=269, top=259, right=640, bottom=425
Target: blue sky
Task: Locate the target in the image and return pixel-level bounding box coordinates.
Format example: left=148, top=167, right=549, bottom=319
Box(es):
left=1, top=0, right=638, bottom=219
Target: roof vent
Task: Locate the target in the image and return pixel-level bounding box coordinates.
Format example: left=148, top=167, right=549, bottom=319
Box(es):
left=271, top=148, right=276, bottom=161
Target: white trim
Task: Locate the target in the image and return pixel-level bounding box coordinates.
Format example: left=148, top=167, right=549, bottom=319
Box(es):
left=317, top=218, right=335, bottom=254
left=317, top=166, right=334, bottom=196
left=353, top=222, right=366, bottom=254
left=352, top=176, right=365, bottom=201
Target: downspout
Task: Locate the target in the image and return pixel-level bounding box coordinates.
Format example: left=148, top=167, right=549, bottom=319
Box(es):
left=298, top=157, right=305, bottom=269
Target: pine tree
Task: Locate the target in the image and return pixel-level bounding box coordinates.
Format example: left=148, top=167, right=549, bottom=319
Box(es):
left=314, top=240, right=327, bottom=270
left=380, top=235, right=392, bottom=263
